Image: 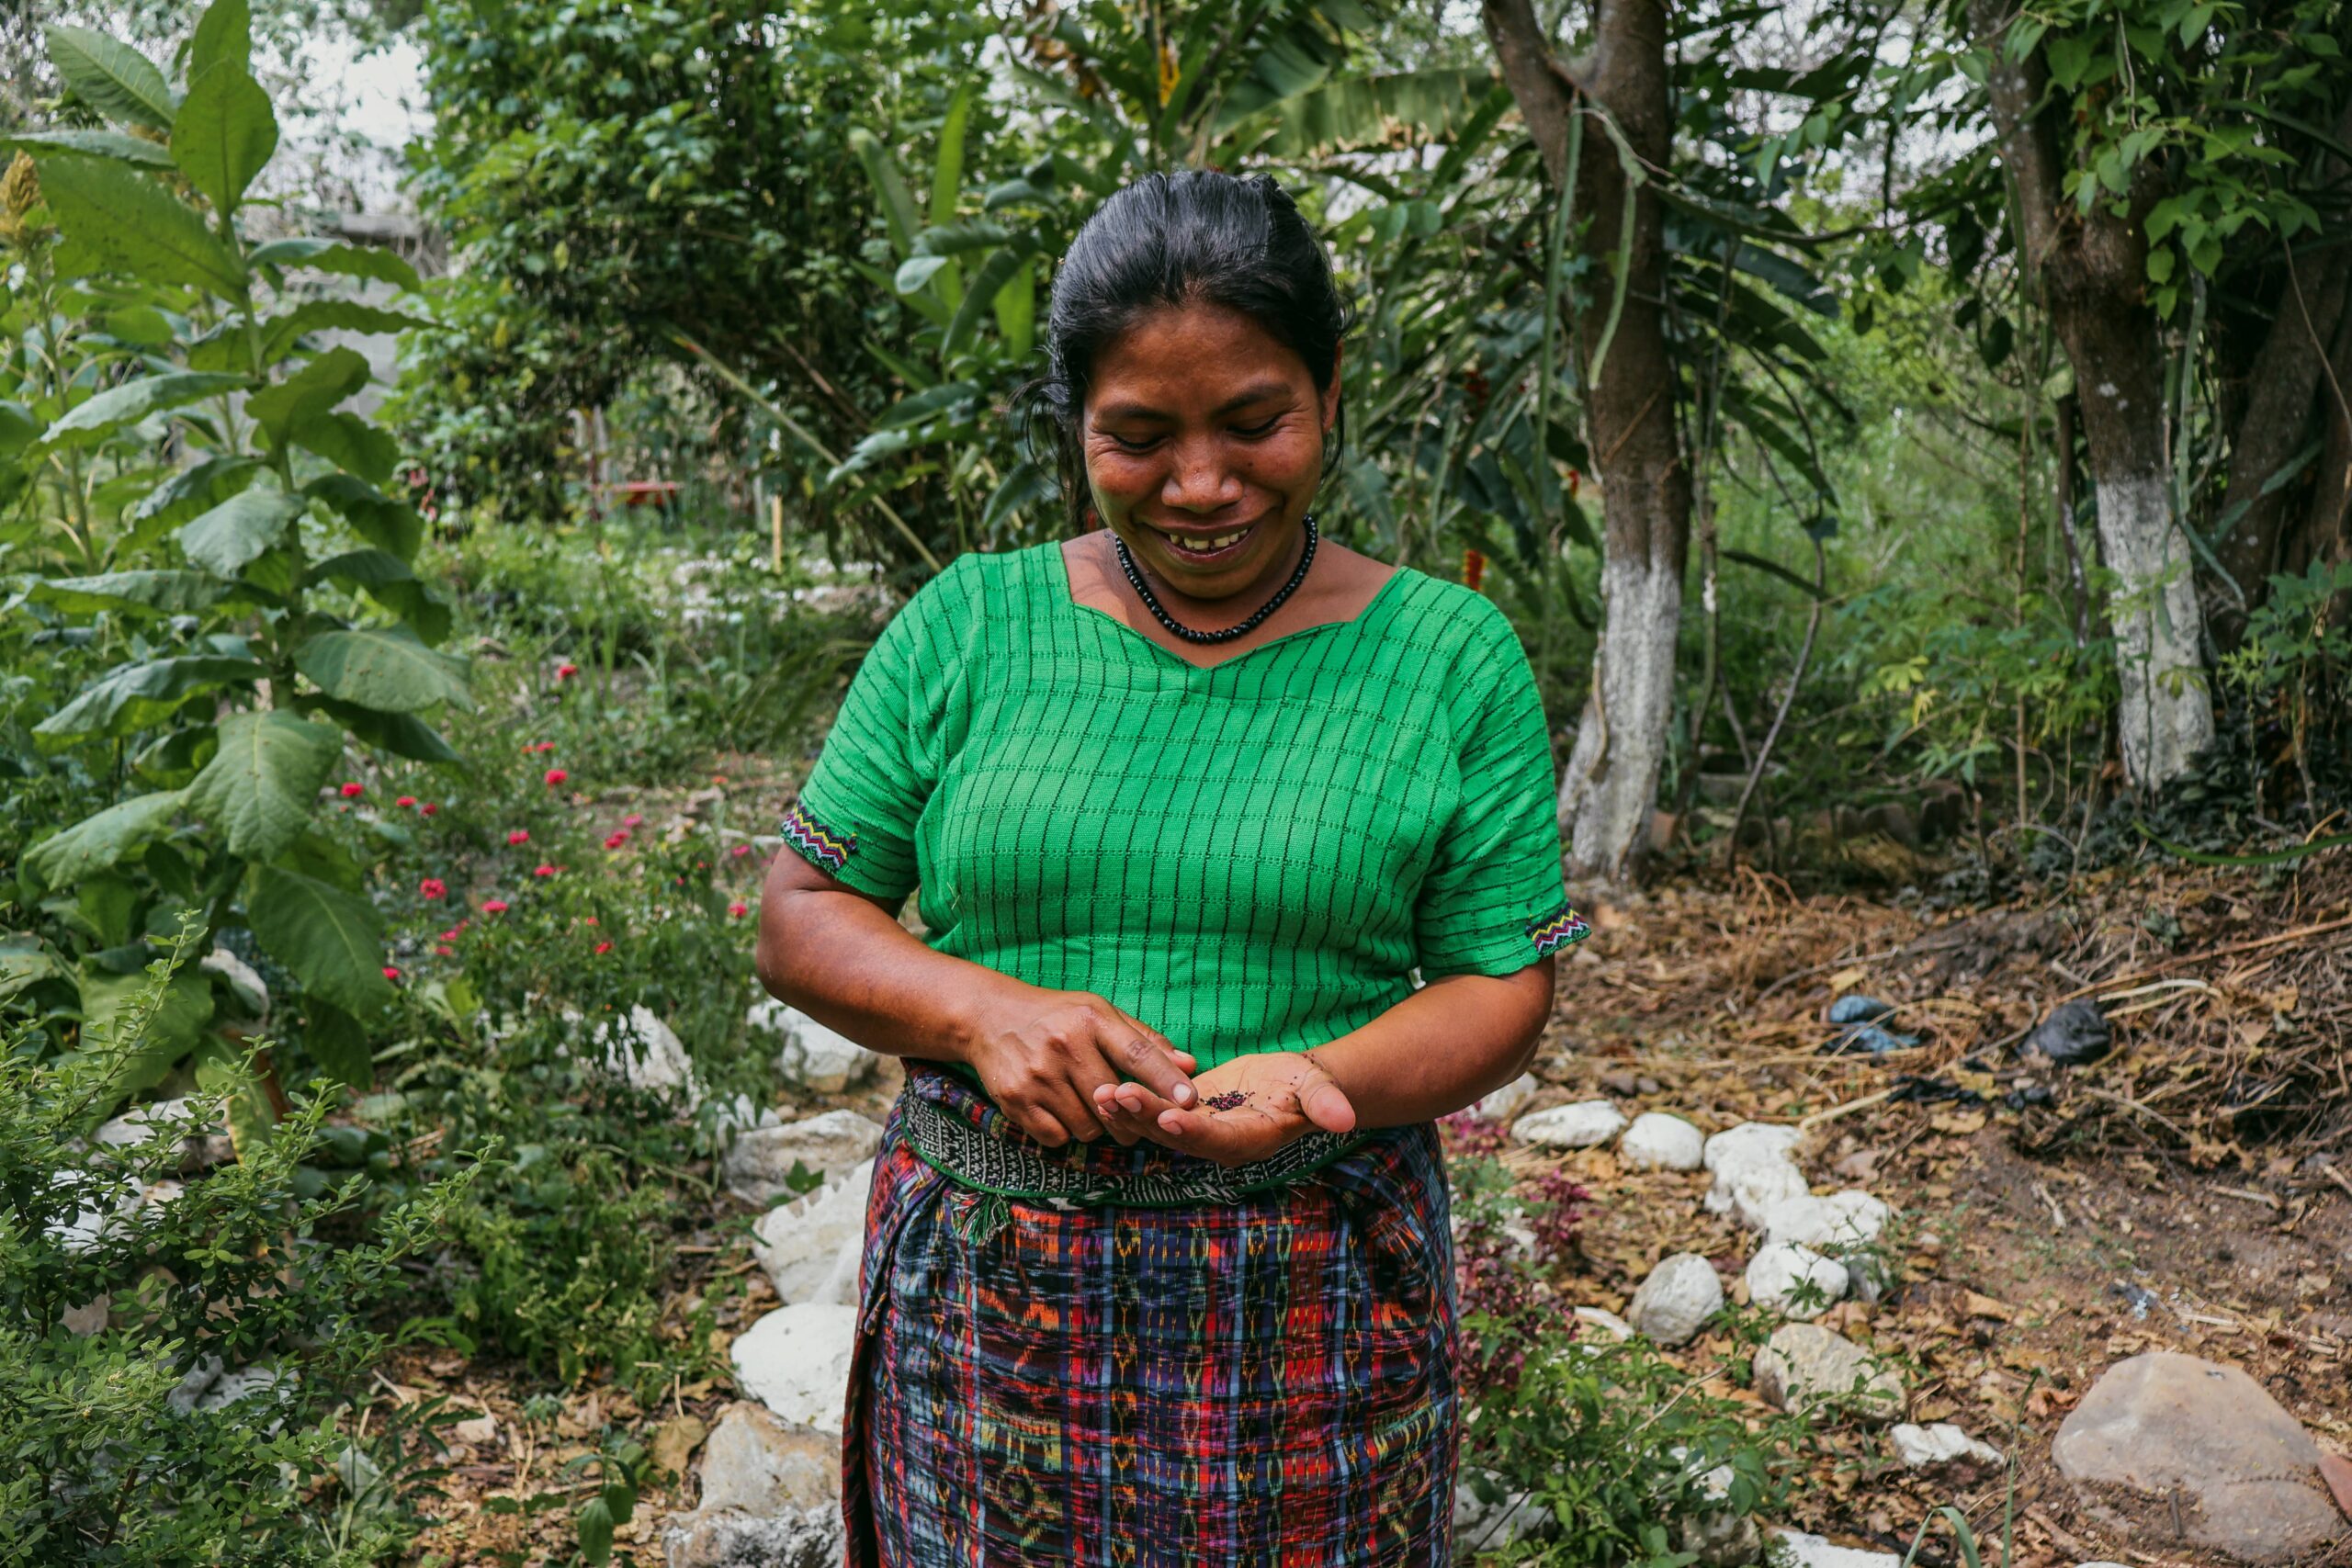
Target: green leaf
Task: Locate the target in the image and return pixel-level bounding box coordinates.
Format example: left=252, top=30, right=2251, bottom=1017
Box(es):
left=313, top=697, right=461, bottom=764
left=291, top=411, right=399, bottom=486
left=248, top=237, right=421, bottom=292
left=38, top=371, right=248, bottom=451
left=943, top=241, right=1035, bottom=357
left=190, top=0, right=253, bottom=81
left=307, top=474, right=424, bottom=561
left=300, top=998, right=373, bottom=1088
left=35, top=154, right=244, bottom=299
left=259, top=300, right=428, bottom=364
left=133, top=454, right=262, bottom=526
left=191, top=1036, right=279, bottom=1154
left=0, top=935, right=61, bottom=1004
left=992, top=257, right=1035, bottom=360
left=33, top=654, right=263, bottom=747
left=313, top=548, right=450, bottom=642
left=183, top=708, right=341, bottom=861
left=0, top=400, right=42, bottom=457
left=43, top=26, right=176, bottom=131
left=0, top=129, right=174, bottom=167
left=931, top=85, right=973, bottom=230
left=177, top=484, right=305, bottom=577
left=23, top=791, right=184, bottom=889
left=245, top=863, right=393, bottom=1019
left=295, top=626, right=472, bottom=714
left=247, top=346, right=370, bottom=445
left=893, top=254, right=952, bottom=294
left=848, top=128, right=922, bottom=257
left=35, top=570, right=232, bottom=617
left=78, top=966, right=214, bottom=1097
left=875, top=380, right=983, bottom=431
left=172, top=62, right=277, bottom=215
left=577, top=1497, right=615, bottom=1566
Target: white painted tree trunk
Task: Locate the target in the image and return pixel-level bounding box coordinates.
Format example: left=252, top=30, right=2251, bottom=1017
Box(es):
left=2093, top=469, right=2215, bottom=786
left=1557, top=548, right=1682, bottom=883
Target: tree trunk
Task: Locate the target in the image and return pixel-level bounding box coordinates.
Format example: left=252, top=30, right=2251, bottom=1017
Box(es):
left=1482, top=0, right=1690, bottom=886
left=1973, top=0, right=2216, bottom=787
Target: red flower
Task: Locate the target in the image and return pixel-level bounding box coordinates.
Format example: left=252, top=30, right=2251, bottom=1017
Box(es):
left=545, top=768, right=568, bottom=785
left=382, top=964, right=401, bottom=981
left=507, top=829, right=530, bottom=845
left=534, top=863, right=557, bottom=878
left=419, top=877, right=447, bottom=900
left=482, top=899, right=510, bottom=915
left=593, top=941, right=613, bottom=955
left=622, top=813, right=643, bottom=829
left=604, top=830, right=629, bottom=850
left=731, top=843, right=752, bottom=858
left=340, top=782, right=364, bottom=798
left=422, top=802, right=439, bottom=817
left=435, top=943, right=457, bottom=957
left=582, top=915, right=599, bottom=927
left=557, top=662, right=579, bottom=680
left=729, top=901, right=749, bottom=919
left=439, top=927, right=464, bottom=942
left=396, top=795, right=417, bottom=807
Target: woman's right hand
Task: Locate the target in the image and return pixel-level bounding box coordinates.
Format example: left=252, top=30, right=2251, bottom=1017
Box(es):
left=952, top=987, right=1197, bottom=1147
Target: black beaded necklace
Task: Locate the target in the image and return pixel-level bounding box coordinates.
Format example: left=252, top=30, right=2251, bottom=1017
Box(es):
left=1110, top=514, right=1318, bottom=646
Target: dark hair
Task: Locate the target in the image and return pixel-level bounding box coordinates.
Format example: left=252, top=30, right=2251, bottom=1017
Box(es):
left=1020, top=169, right=1351, bottom=534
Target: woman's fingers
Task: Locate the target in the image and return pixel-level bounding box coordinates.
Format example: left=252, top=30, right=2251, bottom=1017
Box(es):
left=1150, top=1106, right=1280, bottom=1167
left=1294, top=1054, right=1358, bottom=1134
left=1097, top=1009, right=1197, bottom=1108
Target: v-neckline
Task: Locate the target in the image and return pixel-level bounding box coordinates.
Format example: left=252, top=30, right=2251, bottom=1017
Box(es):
left=1052, top=537, right=1409, bottom=675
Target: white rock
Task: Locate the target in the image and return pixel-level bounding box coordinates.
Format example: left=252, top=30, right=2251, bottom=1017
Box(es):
left=749, top=1001, right=879, bottom=1094
left=1573, top=1305, right=1634, bottom=1342
left=1820, top=1190, right=1891, bottom=1247
left=1620, top=1111, right=1706, bottom=1171
left=752, top=1160, right=875, bottom=1306
left=1453, top=1467, right=1550, bottom=1556
left=711, top=1093, right=785, bottom=1141
left=1760, top=1194, right=1837, bottom=1247
left=1766, top=1528, right=1903, bottom=1567
left=585, top=1005, right=702, bottom=1107
left=1725, top=1161, right=1811, bottom=1230
left=1702, top=1122, right=1803, bottom=1173
left=94, top=1099, right=235, bottom=1168
left=167, top=1355, right=225, bottom=1416
left=1761, top=1188, right=1887, bottom=1251
left=695, top=1401, right=839, bottom=1513
left=729, top=1303, right=860, bottom=1435
left=198, top=1363, right=290, bottom=1412
left=723, top=1111, right=884, bottom=1206
left=1474, top=1072, right=1539, bottom=1122
left=1511, top=1099, right=1627, bottom=1149
left=1745, top=1242, right=1849, bottom=1319
left=200, top=947, right=269, bottom=1018
left=1753, top=1323, right=1904, bottom=1423
left=1625, top=1253, right=1725, bottom=1347
left=452, top=1409, right=498, bottom=1446
left=1889, top=1422, right=2002, bottom=1470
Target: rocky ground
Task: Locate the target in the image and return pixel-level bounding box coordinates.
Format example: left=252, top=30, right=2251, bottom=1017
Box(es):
left=391, top=764, right=2352, bottom=1566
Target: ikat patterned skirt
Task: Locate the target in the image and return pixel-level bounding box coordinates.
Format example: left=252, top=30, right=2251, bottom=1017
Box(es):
left=842, top=1063, right=1461, bottom=1567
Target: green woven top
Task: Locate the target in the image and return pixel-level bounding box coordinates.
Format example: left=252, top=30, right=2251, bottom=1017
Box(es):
left=783, top=541, right=1586, bottom=1073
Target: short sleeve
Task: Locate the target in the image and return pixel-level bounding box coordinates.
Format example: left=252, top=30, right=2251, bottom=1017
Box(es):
left=784, top=561, right=972, bottom=903
left=1413, top=602, right=1586, bottom=976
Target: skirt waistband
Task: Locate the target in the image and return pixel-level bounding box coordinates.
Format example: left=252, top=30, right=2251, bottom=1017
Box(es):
left=897, top=1061, right=1372, bottom=1214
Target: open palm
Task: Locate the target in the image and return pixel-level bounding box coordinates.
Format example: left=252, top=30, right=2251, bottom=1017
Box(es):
left=1092, top=1049, right=1357, bottom=1168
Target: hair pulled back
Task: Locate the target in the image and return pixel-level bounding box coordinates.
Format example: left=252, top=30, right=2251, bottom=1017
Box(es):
left=1022, top=169, right=1351, bottom=534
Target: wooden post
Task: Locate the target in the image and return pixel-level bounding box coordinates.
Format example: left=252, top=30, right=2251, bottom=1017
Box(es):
left=771, top=493, right=785, bottom=573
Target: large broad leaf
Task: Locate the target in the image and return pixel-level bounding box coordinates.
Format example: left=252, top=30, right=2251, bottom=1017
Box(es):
left=189, top=0, right=252, bottom=82
left=291, top=410, right=398, bottom=486
left=134, top=455, right=261, bottom=524
left=299, top=998, right=373, bottom=1089
left=23, top=791, right=184, bottom=889
left=35, top=570, right=232, bottom=618
left=245, top=862, right=393, bottom=1020
left=0, top=129, right=174, bottom=167
left=246, top=346, right=369, bottom=445
left=312, top=547, right=449, bottom=643
left=36, top=155, right=244, bottom=299
left=0, top=400, right=42, bottom=457
left=177, top=484, right=305, bottom=578
left=38, top=371, right=248, bottom=451
left=34, top=654, right=263, bottom=748
left=942, top=241, right=1036, bottom=357
left=0, top=935, right=62, bottom=1004
left=308, top=474, right=424, bottom=560
left=247, top=237, right=420, bottom=292
left=77, top=966, right=215, bottom=1098
left=295, top=626, right=471, bottom=714
left=182, top=708, right=340, bottom=861
left=43, top=26, right=176, bottom=131
left=172, top=62, right=277, bottom=215
left=259, top=300, right=428, bottom=365
left=313, top=696, right=461, bottom=764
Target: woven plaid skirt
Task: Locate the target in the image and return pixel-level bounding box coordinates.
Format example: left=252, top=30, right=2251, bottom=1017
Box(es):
left=843, top=1063, right=1461, bottom=1567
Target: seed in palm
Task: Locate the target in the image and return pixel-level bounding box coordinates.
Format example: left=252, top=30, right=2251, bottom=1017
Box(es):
left=1204, top=1089, right=1250, bottom=1111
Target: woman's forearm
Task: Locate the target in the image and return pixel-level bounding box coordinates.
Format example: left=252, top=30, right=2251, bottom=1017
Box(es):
left=1307, top=963, right=1555, bottom=1129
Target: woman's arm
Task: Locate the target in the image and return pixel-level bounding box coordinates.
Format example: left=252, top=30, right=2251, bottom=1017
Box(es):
left=754, top=849, right=1199, bottom=1146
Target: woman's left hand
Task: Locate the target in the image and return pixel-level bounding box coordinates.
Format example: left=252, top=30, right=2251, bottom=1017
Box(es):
left=1091, top=1049, right=1357, bottom=1168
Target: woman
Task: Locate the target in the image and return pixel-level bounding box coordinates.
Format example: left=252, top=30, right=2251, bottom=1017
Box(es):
left=756, top=169, right=1590, bottom=1567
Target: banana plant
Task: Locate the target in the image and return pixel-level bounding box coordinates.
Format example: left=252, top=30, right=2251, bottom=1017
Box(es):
left=1, top=0, right=458, bottom=1118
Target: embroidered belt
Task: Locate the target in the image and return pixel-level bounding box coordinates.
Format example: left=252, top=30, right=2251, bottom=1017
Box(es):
left=895, top=1066, right=1370, bottom=1240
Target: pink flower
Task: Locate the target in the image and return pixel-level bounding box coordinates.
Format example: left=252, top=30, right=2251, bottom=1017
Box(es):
left=419, top=877, right=447, bottom=900
left=622, top=813, right=643, bottom=829
left=593, top=941, right=613, bottom=955
left=557, top=663, right=579, bottom=680
left=482, top=899, right=510, bottom=915
left=604, top=830, right=629, bottom=850
left=507, top=829, right=530, bottom=845
left=340, top=782, right=364, bottom=798
left=435, top=943, right=457, bottom=957
left=439, top=927, right=464, bottom=942
left=396, top=795, right=417, bottom=807
left=382, top=964, right=401, bottom=981
left=581, top=916, right=599, bottom=927
left=729, top=901, right=749, bottom=919
left=545, top=768, right=568, bottom=785
left=731, top=844, right=752, bottom=858
left=421, top=802, right=439, bottom=817
left=534, top=863, right=557, bottom=878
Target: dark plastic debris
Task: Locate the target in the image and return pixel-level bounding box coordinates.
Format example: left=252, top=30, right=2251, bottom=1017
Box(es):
left=2020, top=998, right=2113, bottom=1067
left=1889, top=1074, right=1984, bottom=1107
left=2109, top=1280, right=2157, bottom=1318
left=1820, top=995, right=1923, bottom=1055
left=2003, top=1083, right=2053, bottom=1111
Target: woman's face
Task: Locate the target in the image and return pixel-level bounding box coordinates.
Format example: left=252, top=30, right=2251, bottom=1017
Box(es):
left=1080, top=300, right=1339, bottom=603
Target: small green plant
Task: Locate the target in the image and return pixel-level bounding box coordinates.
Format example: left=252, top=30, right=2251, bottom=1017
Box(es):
left=0, top=918, right=474, bottom=1565
left=2218, top=559, right=2352, bottom=813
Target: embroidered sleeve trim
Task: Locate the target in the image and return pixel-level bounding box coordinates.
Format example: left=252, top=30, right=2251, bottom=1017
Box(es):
left=781, top=800, right=856, bottom=874
left=1525, top=901, right=1592, bottom=956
